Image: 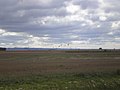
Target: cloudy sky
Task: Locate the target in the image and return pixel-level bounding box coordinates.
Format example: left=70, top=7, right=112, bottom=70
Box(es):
left=0, top=0, right=120, bottom=49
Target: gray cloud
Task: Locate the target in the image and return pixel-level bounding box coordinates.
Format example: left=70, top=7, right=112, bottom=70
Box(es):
left=0, top=0, right=120, bottom=48
left=72, top=0, right=99, bottom=9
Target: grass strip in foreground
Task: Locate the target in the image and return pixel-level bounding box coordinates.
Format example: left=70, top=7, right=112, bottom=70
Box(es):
left=0, top=71, right=120, bottom=90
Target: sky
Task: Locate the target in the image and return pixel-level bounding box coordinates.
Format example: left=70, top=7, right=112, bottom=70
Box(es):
left=0, top=0, right=120, bottom=49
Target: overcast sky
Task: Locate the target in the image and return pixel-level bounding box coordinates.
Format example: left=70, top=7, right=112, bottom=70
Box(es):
left=0, top=0, right=120, bottom=49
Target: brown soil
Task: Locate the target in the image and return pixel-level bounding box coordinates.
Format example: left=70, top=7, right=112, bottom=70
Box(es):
left=0, top=50, right=120, bottom=76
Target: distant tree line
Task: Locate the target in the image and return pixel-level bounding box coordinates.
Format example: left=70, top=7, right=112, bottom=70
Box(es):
left=0, top=47, right=6, bottom=51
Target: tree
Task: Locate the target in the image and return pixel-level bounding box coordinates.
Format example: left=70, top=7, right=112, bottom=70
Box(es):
left=0, top=47, right=6, bottom=51
left=99, top=47, right=102, bottom=50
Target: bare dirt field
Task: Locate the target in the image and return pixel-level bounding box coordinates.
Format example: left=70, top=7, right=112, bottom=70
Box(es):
left=0, top=50, right=120, bottom=76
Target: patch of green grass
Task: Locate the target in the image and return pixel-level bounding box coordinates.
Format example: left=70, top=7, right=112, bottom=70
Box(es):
left=0, top=72, right=120, bottom=90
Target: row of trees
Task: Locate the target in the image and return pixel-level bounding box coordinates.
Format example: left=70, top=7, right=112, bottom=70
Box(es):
left=0, top=47, right=6, bottom=51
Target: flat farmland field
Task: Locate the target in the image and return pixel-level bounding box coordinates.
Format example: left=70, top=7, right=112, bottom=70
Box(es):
left=0, top=50, right=120, bottom=90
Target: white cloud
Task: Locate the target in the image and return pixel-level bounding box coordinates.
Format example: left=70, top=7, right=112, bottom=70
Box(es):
left=0, top=29, right=22, bottom=36
left=115, top=37, right=120, bottom=40
left=66, top=3, right=80, bottom=14
left=19, top=0, right=52, bottom=6
left=97, top=24, right=101, bottom=28
left=38, top=0, right=52, bottom=5
left=99, top=16, right=107, bottom=21
left=71, top=40, right=89, bottom=44
left=69, top=35, right=79, bottom=39
left=108, top=32, right=113, bottom=35
left=15, top=10, right=25, bottom=17
left=111, top=21, right=120, bottom=30
left=102, top=42, right=120, bottom=49
left=0, top=28, right=51, bottom=48
left=2, top=32, right=21, bottom=36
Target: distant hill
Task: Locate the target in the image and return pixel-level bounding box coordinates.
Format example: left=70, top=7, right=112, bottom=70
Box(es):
left=6, top=48, right=120, bottom=51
